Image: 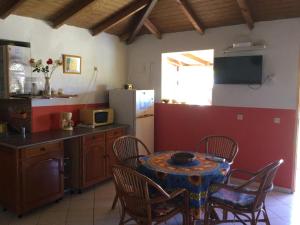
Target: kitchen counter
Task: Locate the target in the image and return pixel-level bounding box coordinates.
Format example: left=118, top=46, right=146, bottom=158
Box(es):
left=0, top=124, right=127, bottom=216
left=0, top=123, right=128, bottom=149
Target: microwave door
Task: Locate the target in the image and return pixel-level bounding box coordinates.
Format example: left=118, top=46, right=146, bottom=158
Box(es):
left=94, top=111, right=108, bottom=124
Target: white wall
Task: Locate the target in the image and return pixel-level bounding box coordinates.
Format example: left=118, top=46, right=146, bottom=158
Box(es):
left=127, top=18, right=300, bottom=110
left=0, top=15, right=127, bottom=106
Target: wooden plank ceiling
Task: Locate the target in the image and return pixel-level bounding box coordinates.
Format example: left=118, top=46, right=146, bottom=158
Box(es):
left=1, top=0, right=300, bottom=44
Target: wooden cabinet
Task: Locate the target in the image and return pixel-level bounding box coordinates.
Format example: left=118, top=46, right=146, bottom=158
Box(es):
left=0, top=125, right=126, bottom=215
left=82, top=133, right=106, bottom=188
left=81, top=128, right=125, bottom=188
left=105, top=128, right=124, bottom=177
left=20, top=141, right=64, bottom=214
left=0, top=141, right=64, bottom=215
left=21, top=149, right=64, bottom=212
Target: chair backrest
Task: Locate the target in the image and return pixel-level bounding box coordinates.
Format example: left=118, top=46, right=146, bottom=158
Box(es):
left=198, top=136, right=238, bottom=164
left=112, top=165, right=166, bottom=219
left=113, top=135, right=151, bottom=169
left=252, top=159, right=284, bottom=209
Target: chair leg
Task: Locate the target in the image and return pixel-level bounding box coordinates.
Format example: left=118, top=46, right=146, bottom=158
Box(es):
left=204, top=203, right=211, bottom=225
left=222, top=209, right=228, bottom=220
left=183, top=209, right=191, bottom=225
left=263, top=205, right=271, bottom=225
left=251, top=212, right=256, bottom=225
left=119, top=207, right=125, bottom=225
left=111, top=193, right=118, bottom=210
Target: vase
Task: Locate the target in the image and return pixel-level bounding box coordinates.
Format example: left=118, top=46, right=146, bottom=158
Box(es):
left=44, top=77, right=51, bottom=96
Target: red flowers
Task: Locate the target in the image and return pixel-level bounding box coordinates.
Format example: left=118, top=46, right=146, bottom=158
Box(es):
left=46, top=58, right=53, bottom=65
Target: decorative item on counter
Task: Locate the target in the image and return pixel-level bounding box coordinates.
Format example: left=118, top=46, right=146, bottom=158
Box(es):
left=31, top=83, right=38, bottom=95
left=29, top=57, right=62, bottom=97
left=57, top=88, right=64, bottom=96
left=161, top=99, right=170, bottom=104
left=124, top=84, right=133, bottom=90
left=61, top=112, right=74, bottom=131
left=51, top=88, right=57, bottom=96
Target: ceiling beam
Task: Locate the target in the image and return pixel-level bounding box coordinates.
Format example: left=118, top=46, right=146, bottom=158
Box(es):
left=51, top=0, right=96, bottom=29
left=119, top=18, right=161, bottom=42
left=236, top=0, right=254, bottom=29
left=144, top=18, right=161, bottom=39
left=127, top=0, right=158, bottom=44
left=176, top=0, right=204, bottom=34
left=90, top=0, right=149, bottom=36
left=167, top=57, right=189, bottom=67
left=0, top=0, right=26, bottom=19
left=182, top=53, right=212, bottom=66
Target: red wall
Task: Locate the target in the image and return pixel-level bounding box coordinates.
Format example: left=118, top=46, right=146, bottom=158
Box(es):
left=155, top=103, right=297, bottom=189
left=31, top=103, right=107, bottom=133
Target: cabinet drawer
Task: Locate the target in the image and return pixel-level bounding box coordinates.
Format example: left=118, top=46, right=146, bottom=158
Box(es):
left=83, top=133, right=105, bottom=146
left=21, top=142, right=63, bottom=159
left=106, top=128, right=124, bottom=139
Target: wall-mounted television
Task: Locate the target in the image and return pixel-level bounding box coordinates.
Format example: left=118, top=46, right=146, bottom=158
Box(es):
left=214, top=55, right=263, bottom=84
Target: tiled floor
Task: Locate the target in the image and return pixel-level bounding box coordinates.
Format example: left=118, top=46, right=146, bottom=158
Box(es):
left=0, top=180, right=299, bottom=225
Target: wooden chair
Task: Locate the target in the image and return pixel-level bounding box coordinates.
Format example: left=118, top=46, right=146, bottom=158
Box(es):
left=204, top=159, right=284, bottom=225
left=113, top=135, right=151, bottom=169
left=197, top=136, right=238, bottom=164
left=112, top=165, right=190, bottom=225
left=111, top=135, right=151, bottom=209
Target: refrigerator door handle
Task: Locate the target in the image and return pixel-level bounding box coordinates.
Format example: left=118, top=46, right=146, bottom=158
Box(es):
left=136, top=114, right=154, bottom=119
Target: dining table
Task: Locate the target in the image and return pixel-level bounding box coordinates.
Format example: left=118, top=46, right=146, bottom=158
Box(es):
left=138, top=151, right=230, bottom=219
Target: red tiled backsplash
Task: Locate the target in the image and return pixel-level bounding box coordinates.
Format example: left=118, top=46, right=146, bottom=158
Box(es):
left=31, top=103, right=108, bottom=133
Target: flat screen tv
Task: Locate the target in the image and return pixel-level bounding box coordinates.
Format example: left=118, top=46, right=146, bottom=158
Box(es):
left=214, top=55, right=263, bottom=84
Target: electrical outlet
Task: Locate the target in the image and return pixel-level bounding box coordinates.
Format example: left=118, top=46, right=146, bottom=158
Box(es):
left=237, top=114, right=243, bottom=121
left=273, top=117, right=280, bottom=124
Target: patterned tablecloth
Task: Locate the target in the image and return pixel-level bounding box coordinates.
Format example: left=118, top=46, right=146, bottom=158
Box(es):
left=139, top=151, right=230, bottom=218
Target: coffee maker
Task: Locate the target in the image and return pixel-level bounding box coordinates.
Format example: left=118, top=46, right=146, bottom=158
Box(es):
left=61, top=112, right=74, bottom=131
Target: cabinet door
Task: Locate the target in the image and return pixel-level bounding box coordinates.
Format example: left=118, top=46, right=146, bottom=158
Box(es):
left=106, top=128, right=125, bottom=177
left=21, top=151, right=64, bottom=212
left=82, top=141, right=106, bottom=188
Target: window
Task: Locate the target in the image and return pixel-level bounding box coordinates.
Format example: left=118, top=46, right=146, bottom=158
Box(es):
left=161, top=49, right=214, bottom=105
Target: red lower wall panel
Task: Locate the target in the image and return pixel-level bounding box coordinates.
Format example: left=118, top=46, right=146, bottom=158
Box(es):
left=155, top=103, right=297, bottom=189
left=31, top=103, right=107, bottom=133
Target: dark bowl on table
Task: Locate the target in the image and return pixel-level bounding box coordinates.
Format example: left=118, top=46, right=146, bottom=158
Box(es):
left=171, top=152, right=196, bottom=165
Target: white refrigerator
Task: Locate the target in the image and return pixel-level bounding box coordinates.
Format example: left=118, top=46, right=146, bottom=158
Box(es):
left=109, top=89, right=155, bottom=153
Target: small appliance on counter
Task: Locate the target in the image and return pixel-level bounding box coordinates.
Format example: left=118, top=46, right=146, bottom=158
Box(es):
left=79, top=108, right=114, bottom=128
left=61, top=112, right=74, bottom=131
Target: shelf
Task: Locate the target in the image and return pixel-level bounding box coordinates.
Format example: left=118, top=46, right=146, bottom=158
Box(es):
left=10, top=94, right=78, bottom=99
left=35, top=94, right=78, bottom=99
left=224, top=44, right=266, bottom=53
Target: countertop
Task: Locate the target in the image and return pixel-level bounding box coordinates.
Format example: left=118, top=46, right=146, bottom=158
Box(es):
left=0, top=124, right=128, bottom=149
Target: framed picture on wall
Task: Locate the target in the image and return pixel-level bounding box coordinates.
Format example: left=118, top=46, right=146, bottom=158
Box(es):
left=62, top=54, right=81, bottom=74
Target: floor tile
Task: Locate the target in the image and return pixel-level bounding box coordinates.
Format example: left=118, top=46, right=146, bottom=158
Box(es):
left=0, top=180, right=299, bottom=225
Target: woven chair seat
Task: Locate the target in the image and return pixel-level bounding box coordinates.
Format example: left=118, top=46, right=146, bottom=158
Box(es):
left=210, top=188, right=256, bottom=209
